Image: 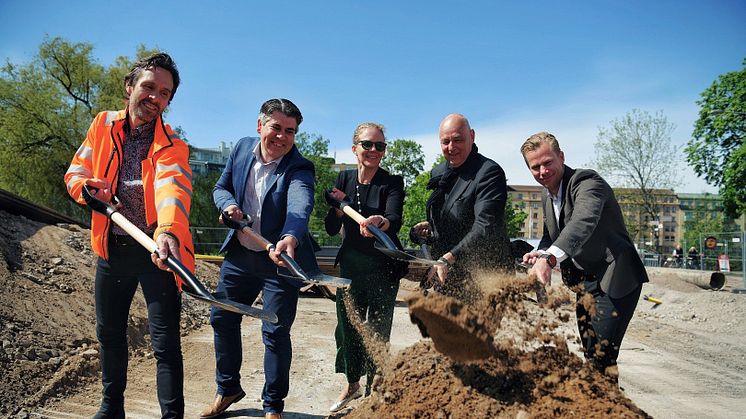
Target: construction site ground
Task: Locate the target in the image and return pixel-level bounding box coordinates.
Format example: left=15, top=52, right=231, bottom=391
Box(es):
left=1, top=210, right=745, bottom=418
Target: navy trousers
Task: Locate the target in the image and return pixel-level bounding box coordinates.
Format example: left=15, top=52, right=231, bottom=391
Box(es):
left=95, top=235, right=184, bottom=418
left=210, top=241, right=299, bottom=414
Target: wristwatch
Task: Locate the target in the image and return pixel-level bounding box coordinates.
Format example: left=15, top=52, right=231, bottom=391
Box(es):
left=539, top=253, right=557, bottom=268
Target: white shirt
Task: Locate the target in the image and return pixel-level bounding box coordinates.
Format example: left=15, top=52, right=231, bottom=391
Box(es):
left=544, top=180, right=582, bottom=269
left=237, top=143, right=283, bottom=252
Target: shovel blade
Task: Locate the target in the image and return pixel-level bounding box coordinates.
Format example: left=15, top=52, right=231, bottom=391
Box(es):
left=278, top=269, right=351, bottom=288
left=183, top=291, right=279, bottom=323
left=308, top=270, right=352, bottom=287
left=374, top=244, right=441, bottom=266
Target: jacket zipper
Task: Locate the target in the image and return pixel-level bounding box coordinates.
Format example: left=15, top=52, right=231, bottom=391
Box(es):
left=101, top=122, right=123, bottom=258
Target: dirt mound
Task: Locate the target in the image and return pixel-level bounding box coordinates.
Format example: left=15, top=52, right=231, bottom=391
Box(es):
left=346, top=341, right=648, bottom=418
left=0, top=210, right=218, bottom=417
left=408, top=293, right=501, bottom=362
left=342, top=273, right=650, bottom=418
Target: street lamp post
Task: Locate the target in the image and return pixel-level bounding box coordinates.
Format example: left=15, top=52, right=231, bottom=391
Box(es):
left=732, top=231, right=746, bottom=293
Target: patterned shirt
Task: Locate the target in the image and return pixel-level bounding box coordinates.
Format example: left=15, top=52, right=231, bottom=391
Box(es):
left=112, top=119, right=155, bottom=236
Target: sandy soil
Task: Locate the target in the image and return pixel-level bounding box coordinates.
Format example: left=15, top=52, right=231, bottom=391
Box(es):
left=2, top=210, right=745, bottom=418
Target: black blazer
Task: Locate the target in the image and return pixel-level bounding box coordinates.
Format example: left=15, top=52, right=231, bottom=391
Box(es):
left=324, top=168, right=405, bottom=269
left=539, top=166, right=649, bottom=298
left=427, top=152, right=512, bottom=271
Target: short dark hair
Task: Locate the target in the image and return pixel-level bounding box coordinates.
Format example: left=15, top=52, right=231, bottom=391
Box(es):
left=259, top=98, right=303, bottom=127
left=124, top=52, right=180, bottom=102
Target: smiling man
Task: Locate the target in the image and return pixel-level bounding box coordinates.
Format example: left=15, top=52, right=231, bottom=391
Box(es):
left=520, top=131, right=648, bottom=381
left=412, top=113, right=513, bottom=302
left=202, top=99, right=318, bottom=419
left=64, top=53, right=193, bottom=418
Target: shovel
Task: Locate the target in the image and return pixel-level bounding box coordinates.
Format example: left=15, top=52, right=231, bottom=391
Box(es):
left=326, top=194, right=442, bottom=267
left=220, top=211, right=351, bottom=288
left=516, top=261, right=549, bottom=304
left=81, top=186, right=278, bottom=323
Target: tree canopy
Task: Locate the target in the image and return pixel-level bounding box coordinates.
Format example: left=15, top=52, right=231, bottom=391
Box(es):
left=295, top=132, right=340, bottom=245
left=686, top=58, right=746, bottom=217
left=591, top=109, right=680, bottom=250
left=380, top=138, right=425, bottom=187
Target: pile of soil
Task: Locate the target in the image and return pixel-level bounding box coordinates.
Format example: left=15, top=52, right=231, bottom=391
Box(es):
left=342, top=274, right=650, bottom=418
left=0, top=210, right=218, bottom=417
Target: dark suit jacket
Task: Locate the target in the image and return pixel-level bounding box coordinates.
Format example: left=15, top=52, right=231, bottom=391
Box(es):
left=428, top=152, right=512, bottom=271
left=538, top=165, right=648, bottom=298
left=213, top=136, right=318, bottom=272
left=324, top=168, right=405, bottom=270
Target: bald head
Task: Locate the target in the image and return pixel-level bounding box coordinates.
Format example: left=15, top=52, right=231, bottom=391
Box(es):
left=439, top=113, right=475, bottom=168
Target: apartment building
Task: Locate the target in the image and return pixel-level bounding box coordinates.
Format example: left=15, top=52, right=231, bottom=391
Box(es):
left=507, top=185, right=544, bottom=240
left=611, top=188, right=678, bottom=253
left=189, top=141, right=238, bottom=176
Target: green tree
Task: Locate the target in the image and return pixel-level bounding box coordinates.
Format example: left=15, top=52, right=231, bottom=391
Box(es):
left=591, top=109, right=679, bottom=252
left=683, top=213, right=724, bottom=253
left=504, top=202, right=528, bottom=239
left=295, top=132, right=340, bottom=245
left=380, top=139, right=425, bottom=187
left=686, top=58, right=746, bottom=217
left=188, top=169, right=226, bottom=254
left=401, top=170, right=431, bottom=247
left=189, top=169, right=222, bottom=228
left=0, top=36, right=158, bottom=222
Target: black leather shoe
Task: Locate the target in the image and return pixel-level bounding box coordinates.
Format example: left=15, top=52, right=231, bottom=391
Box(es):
left=93, top=405, right=125, bottom=419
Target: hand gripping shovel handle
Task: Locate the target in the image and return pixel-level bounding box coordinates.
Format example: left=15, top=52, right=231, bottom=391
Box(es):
left=81, top=186, right=278, bottom=323
left=219, top=211, right=312, bottom=283
left=517, top=261, right=548, bottom=305
left=327, top=193, right=441, bottom=267
left=333, top=198, right=398, bottom=248
left=220, top=211, right=351, bottom=288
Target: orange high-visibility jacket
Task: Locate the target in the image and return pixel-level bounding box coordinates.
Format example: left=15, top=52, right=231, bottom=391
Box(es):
left=64, top=110, right=195, bottom=282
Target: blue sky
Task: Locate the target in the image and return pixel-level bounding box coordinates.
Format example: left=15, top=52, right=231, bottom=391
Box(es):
left=1, top=0, right=744, bottom=192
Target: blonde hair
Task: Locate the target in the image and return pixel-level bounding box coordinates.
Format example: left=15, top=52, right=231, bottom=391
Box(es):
left=520, top=131, right=561, bottom=159
left=352, top=122, right=385, bottom=144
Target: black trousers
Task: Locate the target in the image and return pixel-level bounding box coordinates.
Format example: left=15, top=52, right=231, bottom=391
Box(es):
left=94, top=235, right=184, bottom=418
left=576, top=278, right=642, bottom=377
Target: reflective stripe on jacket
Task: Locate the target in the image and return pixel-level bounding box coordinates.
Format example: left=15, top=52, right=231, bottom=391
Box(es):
left=64, top=110, right=195, bottom=284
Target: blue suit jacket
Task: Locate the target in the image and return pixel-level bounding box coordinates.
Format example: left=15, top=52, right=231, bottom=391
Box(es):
left=213, top=136, right=319, bottom=273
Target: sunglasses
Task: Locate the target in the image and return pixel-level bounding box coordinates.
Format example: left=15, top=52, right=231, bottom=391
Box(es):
left=357, top=140, right=387, bottom=152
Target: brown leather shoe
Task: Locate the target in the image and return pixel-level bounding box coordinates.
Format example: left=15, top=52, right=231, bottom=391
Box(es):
left=199, top=390, right=246, bottom=418
left=265, top=413, right=283, bottom=419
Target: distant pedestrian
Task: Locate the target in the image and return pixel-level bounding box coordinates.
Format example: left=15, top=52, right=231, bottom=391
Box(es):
left=688, top=247, right=700, bottom=269
left=672, top=245, right=684, bottom=268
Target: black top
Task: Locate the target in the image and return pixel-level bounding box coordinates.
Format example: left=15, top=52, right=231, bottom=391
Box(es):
left=426, top=145, right=512, bottom=271
left=324, top=168, right=405, bottom=264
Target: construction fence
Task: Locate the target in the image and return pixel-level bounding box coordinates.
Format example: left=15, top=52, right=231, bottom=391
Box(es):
left=695, top=231, right=744, bottom=273
left=190, top=227, right=342, bottom=255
